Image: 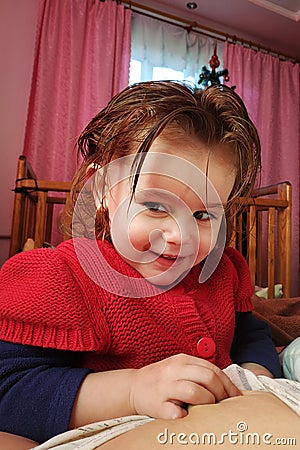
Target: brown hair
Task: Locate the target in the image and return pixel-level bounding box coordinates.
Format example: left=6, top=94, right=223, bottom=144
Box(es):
left=65, top=81, right=261, bottom=243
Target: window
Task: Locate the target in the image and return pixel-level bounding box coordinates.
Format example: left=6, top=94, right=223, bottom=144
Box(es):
left=130, top=13, right=223, bottom=86
left=129, top=59, right=198, bottom=85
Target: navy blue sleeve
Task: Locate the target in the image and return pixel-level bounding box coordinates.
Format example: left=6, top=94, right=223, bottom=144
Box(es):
left=0, top=340, right=91, bottom=443
left=231, top=312, right=281, bottom=378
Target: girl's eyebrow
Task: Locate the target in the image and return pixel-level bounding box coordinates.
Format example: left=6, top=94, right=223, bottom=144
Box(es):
left=204, top=202, right=226, bottom=209
left=134, top=189, right=175, bottom=202
left=135, top=189, right=225, bottom=210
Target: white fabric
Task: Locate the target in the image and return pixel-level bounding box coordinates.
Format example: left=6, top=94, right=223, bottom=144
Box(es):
left=282, top=337, right=300, bottom=382
left=131, top=12, right=224, bottom=83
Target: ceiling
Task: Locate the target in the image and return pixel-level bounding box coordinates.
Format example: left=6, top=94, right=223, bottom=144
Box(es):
left=132, top=0, right=300, bottom=61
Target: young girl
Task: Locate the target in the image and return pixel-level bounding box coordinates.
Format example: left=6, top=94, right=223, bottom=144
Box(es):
left=0, top=81, right=281, bottom=445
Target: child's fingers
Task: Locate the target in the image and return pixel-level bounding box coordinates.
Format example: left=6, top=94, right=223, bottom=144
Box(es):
left=180, top=361, right=241, bottom=400
left=164, top=354, right=240, bottom=400
left=170, top=379, right=216, bottom=405
left=131, top=354, right=241, bottom=419
left=159, top=400, right=189, bottom=420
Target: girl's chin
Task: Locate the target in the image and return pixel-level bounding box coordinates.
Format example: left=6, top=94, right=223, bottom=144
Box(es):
left=141, top=266, right=191, bottom=289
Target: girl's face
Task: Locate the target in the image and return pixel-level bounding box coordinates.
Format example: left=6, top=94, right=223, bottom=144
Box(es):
left=105, top=133, right=237, bottom=287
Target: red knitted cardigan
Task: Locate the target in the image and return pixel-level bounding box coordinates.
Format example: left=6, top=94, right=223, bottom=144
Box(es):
left=0, top=239, right=253, bottom=371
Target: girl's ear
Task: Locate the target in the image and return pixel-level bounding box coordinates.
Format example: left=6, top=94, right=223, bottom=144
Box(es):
left=85, top=163, right=104, bottom=210
left=85, top=162, right=102, bottom=179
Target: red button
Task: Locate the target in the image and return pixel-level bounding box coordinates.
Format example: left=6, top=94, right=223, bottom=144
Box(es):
left=197, top=337, right=216, bottom=358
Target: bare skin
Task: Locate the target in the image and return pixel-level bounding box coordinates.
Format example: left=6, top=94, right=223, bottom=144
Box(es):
left=69, top=354, right=242, bottom=429
left=0, top=432, right=38, bottom=449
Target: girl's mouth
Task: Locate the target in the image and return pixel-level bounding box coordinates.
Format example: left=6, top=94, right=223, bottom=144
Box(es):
left=160, top=254, right=177, bottom=260
left=149, top=251, right=184, bottom=268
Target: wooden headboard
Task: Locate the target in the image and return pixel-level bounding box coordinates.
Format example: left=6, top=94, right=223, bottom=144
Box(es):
left=9, top=156, right=292, bottom=298
left=9, top=155, right=72, bottom=257
left=230, top=182, right=292, bottom=298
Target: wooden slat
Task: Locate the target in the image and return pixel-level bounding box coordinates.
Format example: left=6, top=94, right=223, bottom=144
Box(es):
left=238, top=198, right=288, bottom=208
left=277, top=183, right=292, bottom=297
left=267, top=207, right=275, bottom=298
left=17, top=179, right=72, bottom=192
left=47, top=196, right=67, bottom=205
left=251, top=183, right=283, bottom=197
left=248, top=205, right=257, bottom=287
left=256, top=211, right=263, bottom=287
left=237, top=212, right=243, bottom=253
left=9, top=157, right=27, bottom=257
left=62, top=192, right=72, bottom=241
left=34, top=191, right=47, bottom=248
left=23, top=194, right=35, bottom=245
left=45, top=203, right=54, bottom=244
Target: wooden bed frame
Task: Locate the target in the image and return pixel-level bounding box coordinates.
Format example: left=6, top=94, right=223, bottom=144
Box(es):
left=9, top=155, right=72, bottom=256
left=230, top=182, right=292, bottom=298
left=9, top=156, right=292, bottom=298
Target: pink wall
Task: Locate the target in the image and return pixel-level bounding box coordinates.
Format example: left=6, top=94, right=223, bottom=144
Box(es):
left=0, top=0, right=39, bottom=266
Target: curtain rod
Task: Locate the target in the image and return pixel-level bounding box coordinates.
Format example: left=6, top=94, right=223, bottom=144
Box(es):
left=121, top=1, right=298, bottom=63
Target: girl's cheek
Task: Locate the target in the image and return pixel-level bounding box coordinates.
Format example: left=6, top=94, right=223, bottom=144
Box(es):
left=196, top=229, right=213, bottom=262
left=127, top=217, right=148, bottom=248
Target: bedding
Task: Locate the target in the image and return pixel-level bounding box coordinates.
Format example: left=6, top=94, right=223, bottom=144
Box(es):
left=252, top=295, right=300, bottom=346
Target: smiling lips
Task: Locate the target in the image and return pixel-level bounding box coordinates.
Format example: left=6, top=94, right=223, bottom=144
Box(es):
left=160, top=254, right=177, bottom=260
left=149, top=251, right=184, bottom=267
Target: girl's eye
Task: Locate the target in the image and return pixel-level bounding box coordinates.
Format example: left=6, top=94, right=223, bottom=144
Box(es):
left=143, top=202, right=167, bottom=213
left=193, top=210, right=212, bottom=221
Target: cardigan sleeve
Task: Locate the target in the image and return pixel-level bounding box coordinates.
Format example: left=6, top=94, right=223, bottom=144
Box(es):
left=231, top=312, right=282, bottom=378
left=223, top=248, right=281, bottom=377
left=223, top=246, right=254, bottom=313
left=0, top=245, right=109, bottom=352
left=0, top=339, right=91, bottom=442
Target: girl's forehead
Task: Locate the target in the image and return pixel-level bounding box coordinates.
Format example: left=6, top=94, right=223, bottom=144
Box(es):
left=133, top=169, right=233, bottom=210
left=103, top=141, right=236, bottom=206
left=135, top=175, right=208, bottom=210
left=136, top=172, right=195, bottom=194
left=135, top=139, right=237, bottom=205
left=147, top=134, right=237, bottom=170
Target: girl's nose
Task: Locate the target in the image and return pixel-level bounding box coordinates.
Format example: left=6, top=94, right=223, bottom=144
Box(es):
left=163, top=216, right=195, bottom=245
left=163, top=221, right=181, bottom=245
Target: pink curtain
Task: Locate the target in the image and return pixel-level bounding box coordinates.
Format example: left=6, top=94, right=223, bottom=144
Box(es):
left=23, top=0, right=131, bottom=182
left=224, top=42, right=300, bottom=296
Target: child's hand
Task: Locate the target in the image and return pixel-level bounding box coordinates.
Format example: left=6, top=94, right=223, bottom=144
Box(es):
left=129, top=353, right=241, bottom=420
